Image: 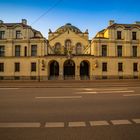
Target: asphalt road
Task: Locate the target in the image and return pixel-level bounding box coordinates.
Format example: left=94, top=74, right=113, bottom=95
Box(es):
left=0, top=80, right=140, bottom=140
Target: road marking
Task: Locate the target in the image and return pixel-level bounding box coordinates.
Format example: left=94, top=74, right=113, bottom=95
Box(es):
left=76, top=88, right=128, bottom=91
left=90, top=121, right=109, bottom=126
left=132, top=119, right=140, bottom=124
left=99, top=90, right=134, bottom=94
left=75, top=92, right=97, bottom=94
left=0, top=88, right=19, bottom=90
left=0, top=122, right=40, bottom=128
left=111, top=120, right=132, bottom=125
left=68, top=122, right=86, bottom=127
left=35, top=96, right=82, bottom=99
left=123, top=94, right=140, bottom=97
left=45, top=122, right=64, bottom=128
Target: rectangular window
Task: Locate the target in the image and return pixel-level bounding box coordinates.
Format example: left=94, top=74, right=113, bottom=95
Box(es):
left=0, top=46, right=5, bottom=57
left=117, top=45, right=122, bottom=57
left=16, top=30, right=21, bottom=39
left=102, top=62, right=107, bottom=72
left=118, top=63, right=123, bottom=72
left=0, top=31, right=5, bottom=39
left=24, top=47, right=27, bottom=56
left=102, top=45, right=107, bottom=56
left=132, top=46, right=137, bottom=57
left=117, top=31, right=122, bottom=39
left=31, top=45, right=37, bottom=56
left=15, top=63, right=20, bottom=72
left=31, top=62, right=36, bottom=72
left=15, top=45, right=20, bottom=56
left=132, top=32, right=137, bottom=40
left=133, top=63, right=138, bottom=72
left=0, top=63, right=4, bottom=72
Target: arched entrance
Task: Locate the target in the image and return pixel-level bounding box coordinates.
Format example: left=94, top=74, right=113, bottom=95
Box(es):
left=49, top=61, right=59, bottom=80
left=64, top=60, right=75, bottom=79
left=80, top=61, right=89, bottom=80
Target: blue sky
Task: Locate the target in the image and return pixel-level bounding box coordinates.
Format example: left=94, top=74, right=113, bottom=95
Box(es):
left=0, top=0, right=140, bottom=39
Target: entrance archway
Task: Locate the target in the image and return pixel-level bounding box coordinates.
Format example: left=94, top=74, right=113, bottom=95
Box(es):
left=49, top=60, right=59, bottom=80
left=64, top=60, right=75, bottom=79
left=80, top=60, right=89, bottom=80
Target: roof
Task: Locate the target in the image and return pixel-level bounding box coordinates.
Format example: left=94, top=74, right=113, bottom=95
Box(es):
left=108, top=23, right=140, bottom=29
left=55, top=23, right=82, bottom=33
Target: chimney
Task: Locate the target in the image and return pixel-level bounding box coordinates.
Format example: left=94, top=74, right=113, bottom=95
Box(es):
left=22, top=19, right=27, bottom=25
left=134, top=21, right=140, bottom=25
left=109, top=20, right=115, bottom=26
left=0, top=20, right=4, bottom=24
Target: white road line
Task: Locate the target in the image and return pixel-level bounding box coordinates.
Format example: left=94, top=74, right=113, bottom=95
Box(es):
left=75, top=92, right=97, bottom=94
left=35, top=96, right=82, bottom=99
left=0, top=122, right=40, bottom=128
left=111, top=120, right=132, bottom=125
left=132, top=119, right=140, bottom=124
left=123, top=94, right=140, bottom=97
left=99, top=90, right=134, bottom=94
left=45, top=122, right=64, bottom=128
left=68, top=122, right=86, bottom=127
left=90, top=121, right=109, bottom=126
left=76, top=88, right=128, bottom=91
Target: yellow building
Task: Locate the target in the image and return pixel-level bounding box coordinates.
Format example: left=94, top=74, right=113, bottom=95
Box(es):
left=0, top=19, right=140, bottom=80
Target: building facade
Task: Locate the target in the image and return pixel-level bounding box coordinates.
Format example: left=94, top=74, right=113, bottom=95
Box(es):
left=0, top=19, right=140, bottom=80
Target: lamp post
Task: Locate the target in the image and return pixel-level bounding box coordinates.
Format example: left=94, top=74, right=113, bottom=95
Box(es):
left=38, top=59, right=40, bottom=82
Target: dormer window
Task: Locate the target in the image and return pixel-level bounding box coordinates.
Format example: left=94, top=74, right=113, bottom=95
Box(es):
left=16, top=30, right=21, bottom=39
left=0, top=31, right=5, bottom=39
left=117, top=31, right=122, bottom=39
left=132, top=32, right=137, bottom=40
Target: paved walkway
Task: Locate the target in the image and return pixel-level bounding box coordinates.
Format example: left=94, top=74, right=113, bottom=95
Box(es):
left=0, top=79, right=140, bottom=88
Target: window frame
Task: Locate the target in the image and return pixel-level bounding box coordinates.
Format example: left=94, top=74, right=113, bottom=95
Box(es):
left=102, top=62, right=107, bottom=72
left=15, top=45, right=21, bottom=57
left=0, top=63, right=4, bottom=72
left=31, top=45, right=37, bottom=56
left=15, top=62, right=20, bottom=72
left=0, top=46, right=5, bottom=57
left=31, top=62, right=36, bottom=72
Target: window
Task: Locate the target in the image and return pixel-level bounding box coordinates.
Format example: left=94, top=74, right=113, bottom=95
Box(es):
left=24, top=46, right=27, bottom=56
left=133, top=63, right=138, bottom=72
left=0, top=46, right=5, bottom=57
left=0, top=63, right=4, bottom=72
left=0, top=31, right=5, bottom=39
left=31, top=62, right=36, bottom=72
left=15, top=45, right=20, bottom=56
left=117, top=31, right=122, bottom=39
left=132, top=32, right=137, bottom=40
left=118, top=63, right=123, bottom=72
left=16, top=30, right=21, bottom=39
left=117, top=45, right=122, bottom=57
left=15, top=63, right=20, bottom=72
left=102, top=45, right=107, bottom=56
left=65, top=39, right=71, bottom=53
left=76, top=43, right=82, bottom=54
left=31, top=45, right=37, bottom=56
left=54, top=43, right=61, bottom=54
left=132, top=46, right=137, bottom=57
left=102, top=62, right=107, bottom=72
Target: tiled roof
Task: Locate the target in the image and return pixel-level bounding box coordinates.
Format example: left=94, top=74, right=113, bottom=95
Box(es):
left=108, top=23, right=140, bottom=29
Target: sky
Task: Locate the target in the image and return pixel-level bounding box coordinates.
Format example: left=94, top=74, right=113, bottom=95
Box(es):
left=0, top=0, right=140, bottom=39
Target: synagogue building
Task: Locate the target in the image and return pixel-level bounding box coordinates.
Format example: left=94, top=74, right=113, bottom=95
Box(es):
left=0, top=19, right=140, bottom=80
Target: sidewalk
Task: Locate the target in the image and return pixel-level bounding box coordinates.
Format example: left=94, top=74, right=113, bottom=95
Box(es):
left=0, top=79, right=140, bottom=88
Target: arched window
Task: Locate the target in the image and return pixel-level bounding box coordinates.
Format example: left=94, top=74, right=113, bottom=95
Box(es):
left=65, top=40, right=71, bottom=50
left=54, top=43, right=61, bottom=54
left=64, top=39, right=72, bottom=54
left=76, top=43, right=82, bottom=54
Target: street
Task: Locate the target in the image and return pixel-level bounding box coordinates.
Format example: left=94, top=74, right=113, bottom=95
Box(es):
left=0, top=80, right=140, bottom=140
